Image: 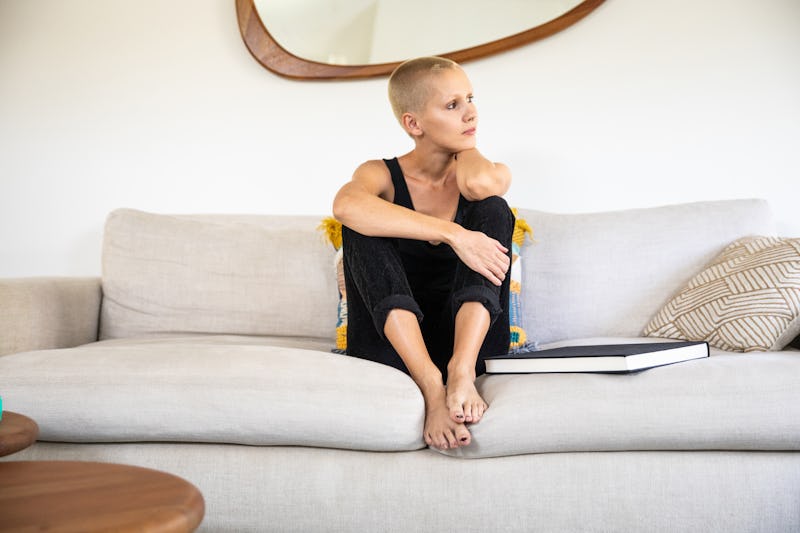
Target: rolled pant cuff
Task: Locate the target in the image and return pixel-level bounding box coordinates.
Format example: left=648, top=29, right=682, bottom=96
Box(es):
left=372, top=295, right=424, bottom=340
left=452, top=285, right=503, bottom=324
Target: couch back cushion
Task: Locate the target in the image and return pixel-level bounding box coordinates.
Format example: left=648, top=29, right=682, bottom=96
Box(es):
left=517, top=199, right=776, bottom=345
left=100, top=209, right=338, bottom=340
left=101, top=200, right=776, bottom=344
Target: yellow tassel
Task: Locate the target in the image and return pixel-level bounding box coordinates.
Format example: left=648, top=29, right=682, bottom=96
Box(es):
left=320, top=210, right=530, bottom=250
left=318, top=217, right=343, bottom=250
left=511, top=208, right=533, bottom=247
left=336, top=325, right=348, bottom=350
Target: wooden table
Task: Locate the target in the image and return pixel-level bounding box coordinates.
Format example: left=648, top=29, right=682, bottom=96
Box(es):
left=0, top=461, right=205, bottom=532
left=0, top=411, right=39, bottom=457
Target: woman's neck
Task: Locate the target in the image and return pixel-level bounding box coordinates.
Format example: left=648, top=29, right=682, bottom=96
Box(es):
left=400, top=147, right=455, bottom=185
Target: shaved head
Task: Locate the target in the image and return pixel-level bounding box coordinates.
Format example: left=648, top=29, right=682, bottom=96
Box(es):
left=388, top=56, right=461, bottom=124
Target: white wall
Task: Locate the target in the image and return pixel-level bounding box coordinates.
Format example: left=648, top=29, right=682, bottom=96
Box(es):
left=1, top=0, right=798, bottom=277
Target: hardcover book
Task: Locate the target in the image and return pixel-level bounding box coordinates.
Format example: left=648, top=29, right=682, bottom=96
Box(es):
left=485, top=341, right=709, bottom=374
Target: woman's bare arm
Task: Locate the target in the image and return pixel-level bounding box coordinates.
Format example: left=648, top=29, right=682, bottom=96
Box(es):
left=332, top=160, right=510, bottom=285
left=454, top=148, right=511, bottom=201
left=333, top=160, right=460, bottom=243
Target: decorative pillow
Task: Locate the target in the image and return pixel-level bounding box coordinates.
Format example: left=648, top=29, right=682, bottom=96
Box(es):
left=319, top=209, right=534, bottom=354
left=643, top=236, right=800, bottom=352
left=508, top=208, right=533, bottom=351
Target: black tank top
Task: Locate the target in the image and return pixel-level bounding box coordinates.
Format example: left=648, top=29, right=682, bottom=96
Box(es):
left=383, top=157, right=466, bottom=294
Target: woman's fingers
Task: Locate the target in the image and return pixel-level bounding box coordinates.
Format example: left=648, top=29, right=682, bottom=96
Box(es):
left=453, top=229, right=511, bottom=285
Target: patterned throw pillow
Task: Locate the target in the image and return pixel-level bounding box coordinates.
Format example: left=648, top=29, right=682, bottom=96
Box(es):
left=319, top=210, right=534, bottom=354
left=643, top=236, right=800, bottom=352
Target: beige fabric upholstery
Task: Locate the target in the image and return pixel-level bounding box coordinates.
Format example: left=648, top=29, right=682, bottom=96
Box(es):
left=0, top=336, right=425, bottom=452
left=0, top=277, right=101, bottom=357
left=437, top=336, right=800, bottom=459
left=2, top=201, right=798, bottom=532
left=100, top=209, right=339, bottom=340
left=3, top=334, right=798, bottom=456
left=10, top=443, right=800, bottom=533
left=517, top=199, right=776, bottom=345
left=644, top=236, right=800, bottom=351
left=100, top=201, right=776, bottom=348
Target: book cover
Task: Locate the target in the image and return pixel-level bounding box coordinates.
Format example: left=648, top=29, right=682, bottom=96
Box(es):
left=485, top=341, right=709, bottom=374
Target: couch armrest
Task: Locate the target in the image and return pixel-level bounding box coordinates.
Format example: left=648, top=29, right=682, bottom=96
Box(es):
left=0, top=277, right=101, bottom=357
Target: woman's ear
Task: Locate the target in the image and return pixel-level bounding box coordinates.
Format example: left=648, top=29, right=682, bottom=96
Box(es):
left=401, top=112, right=423, bottom=137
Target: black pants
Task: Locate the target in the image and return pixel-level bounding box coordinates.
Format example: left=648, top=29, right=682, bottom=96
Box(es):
left=342, top=196, right=514, bottom=381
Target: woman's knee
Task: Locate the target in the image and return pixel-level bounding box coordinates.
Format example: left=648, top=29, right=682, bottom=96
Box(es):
left=463, top=196, right=514, bottom=234
left=342, top=226, right=395, bottom=258
left=474, top=195, right=510, bottom=214
left=341, top=225, right=367, bottom=250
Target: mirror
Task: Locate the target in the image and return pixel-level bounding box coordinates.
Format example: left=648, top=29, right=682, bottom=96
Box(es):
left=236, top=0, right=606, bottom=80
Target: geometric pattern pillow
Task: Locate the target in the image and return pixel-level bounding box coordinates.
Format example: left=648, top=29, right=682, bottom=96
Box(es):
left=319, top=209, right=534, bottom=354
left=643, top=236, right=800, bottom=352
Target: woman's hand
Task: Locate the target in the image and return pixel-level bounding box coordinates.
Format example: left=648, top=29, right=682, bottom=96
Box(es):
left=449, top=226, right=510, bottom=286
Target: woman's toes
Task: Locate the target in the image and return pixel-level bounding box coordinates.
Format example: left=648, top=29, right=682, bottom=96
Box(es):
left=455, top=425, right=471, bottom=446
left=470, top=402, right=485, bottom=423
left=449, top=404, right=465, bottom=423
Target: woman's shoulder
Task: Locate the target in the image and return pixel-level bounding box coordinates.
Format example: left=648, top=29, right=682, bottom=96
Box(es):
left=352, top=159, right=394, bottom=185
left=351, top=159, right=395, bottom=199
left=354, top=158, right=391, bottom=175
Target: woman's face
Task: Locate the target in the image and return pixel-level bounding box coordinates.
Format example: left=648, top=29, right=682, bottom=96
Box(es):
left=416, top=68, right=478, bottom=153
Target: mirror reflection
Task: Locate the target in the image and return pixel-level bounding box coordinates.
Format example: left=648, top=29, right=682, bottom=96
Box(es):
left=254, top=0, right=585, bottom=66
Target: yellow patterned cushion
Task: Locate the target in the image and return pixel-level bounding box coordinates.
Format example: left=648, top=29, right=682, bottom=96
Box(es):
left=508, top=208, right=532, bottom=350
left=320, top=210, right=534, bottom=353
left=643, top=236, right=800, bottom=352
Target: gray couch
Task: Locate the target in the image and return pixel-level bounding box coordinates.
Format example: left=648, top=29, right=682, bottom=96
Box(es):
left=2, top=199, right=799, bottom=532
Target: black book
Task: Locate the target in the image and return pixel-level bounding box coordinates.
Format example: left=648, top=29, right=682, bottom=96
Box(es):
left=485, top=341, right=709, bottom=374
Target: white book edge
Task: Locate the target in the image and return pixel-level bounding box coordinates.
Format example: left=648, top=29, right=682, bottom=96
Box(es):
left=485, top=344, right=709, bottom=374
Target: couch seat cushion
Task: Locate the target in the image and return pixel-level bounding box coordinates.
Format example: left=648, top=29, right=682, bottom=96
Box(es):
left=438, top=337, right=800, bottom=458
left=0, top=336, right=425, bottom=452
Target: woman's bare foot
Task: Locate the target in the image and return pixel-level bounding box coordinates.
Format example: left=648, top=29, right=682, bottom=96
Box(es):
left=424, top=400, right=472, bottom=449
left=445, top=368, right=488, bottom=424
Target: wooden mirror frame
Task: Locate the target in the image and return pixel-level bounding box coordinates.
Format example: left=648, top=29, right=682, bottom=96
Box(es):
left=236, top=0, right=606, bottom=80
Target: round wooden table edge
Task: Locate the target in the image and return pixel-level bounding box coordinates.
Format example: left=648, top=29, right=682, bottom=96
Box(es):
left=0, top=460, right=205, bottom=532
left=0, top=411, right=39, bottom=457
